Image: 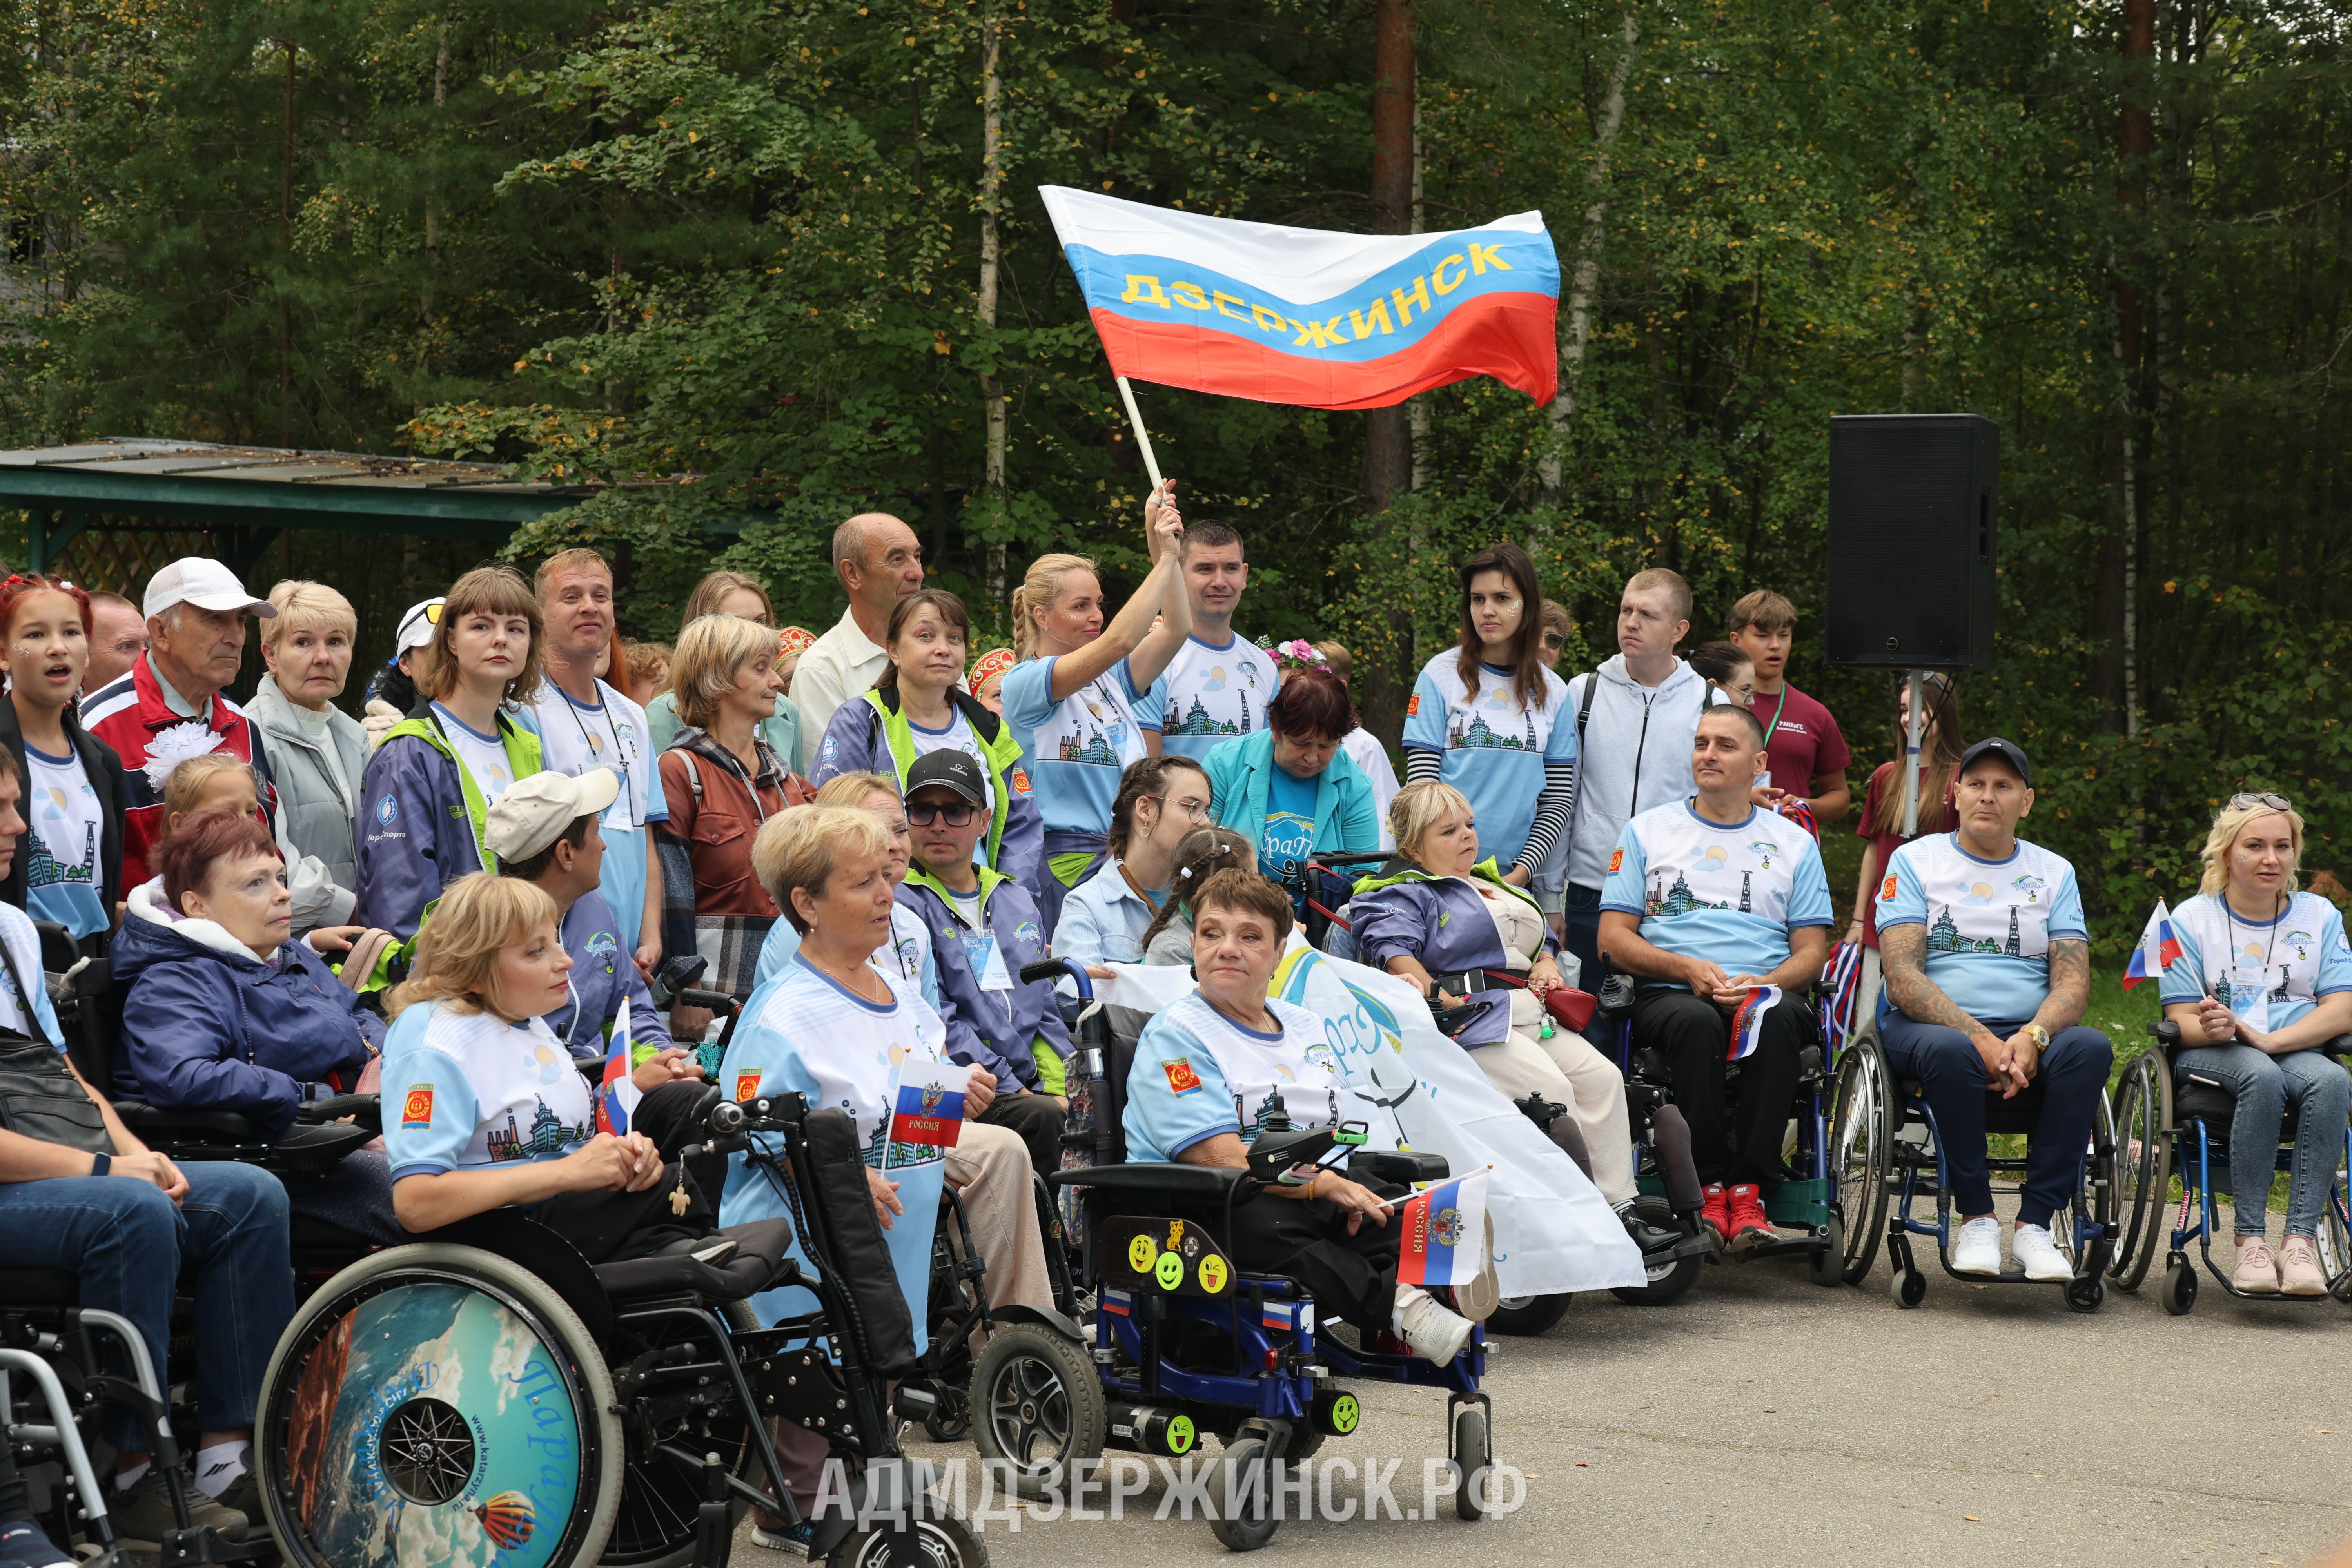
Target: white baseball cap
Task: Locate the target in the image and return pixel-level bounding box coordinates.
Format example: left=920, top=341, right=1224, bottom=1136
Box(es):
left=485, top=768, right=622, bottom=864
left=143, top=558, right=275, bottom=619
left=395, top=598, right=446, bottom=653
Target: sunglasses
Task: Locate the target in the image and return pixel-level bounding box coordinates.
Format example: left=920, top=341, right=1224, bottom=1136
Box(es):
left=907, top=799, right=978, bottom=827
left=2230, top=791, right=2292, bottom=813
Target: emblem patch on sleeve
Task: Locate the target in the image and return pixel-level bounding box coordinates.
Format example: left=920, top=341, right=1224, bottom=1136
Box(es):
left=1406, top=695, right=1421, bottom=717
left=1607, top=848, right=1624, bottom=875
left=1879, top=874, right=1899, bottom=902
left=1162, top=1059, right=1203, bottom=1096
left=400, top=1086, right=434, bottom=1128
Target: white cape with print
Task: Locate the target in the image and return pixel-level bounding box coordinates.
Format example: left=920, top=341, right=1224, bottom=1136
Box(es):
left=1096, top=950, right=1647, bottom=1296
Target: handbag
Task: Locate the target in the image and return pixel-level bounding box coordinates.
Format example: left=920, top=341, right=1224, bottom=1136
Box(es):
left=0, top=933, right=107, bottom=1155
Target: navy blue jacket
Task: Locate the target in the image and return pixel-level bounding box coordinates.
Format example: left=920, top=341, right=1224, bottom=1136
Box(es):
left=111, top=881, right=385, bottom=1138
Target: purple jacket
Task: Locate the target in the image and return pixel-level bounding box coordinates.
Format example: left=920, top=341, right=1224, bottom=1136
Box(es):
left=1350, top=864, right=1555, bottom=1047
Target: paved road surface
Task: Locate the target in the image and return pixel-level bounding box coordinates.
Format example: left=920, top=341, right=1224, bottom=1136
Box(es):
left=745, top=1231, right=2352, bottom=1568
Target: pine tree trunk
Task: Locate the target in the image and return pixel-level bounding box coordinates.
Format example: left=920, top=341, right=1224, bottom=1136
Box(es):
left=1538, top=7, right=1639, bottom=503
left=1361, top=0, right=1415, bottom=744
left=2099, top=0, right=2154, bottom=734
left=980, top=0, right=1008, bottom=620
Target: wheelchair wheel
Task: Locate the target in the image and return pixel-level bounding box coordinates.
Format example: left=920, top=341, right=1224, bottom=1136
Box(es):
left=1207, top=1437, right=1278, bottom=1552
left=969, top=1324, right=1105, bottom=1501
left=1483, top=1293, right=1571, bottom=1336
left=2107, top=1053, right=2169, bottom=1292
left=602, top=1301, right=760, bottom=1568
left=1827, top=1039, right=1892, bottom=1284
left=1607, top=1196, right=1702, bottom=1306
left=1450, top=1405, right=1491, bottom=1523
left=257, top=1243, right=625, bottom=1568
left=2163, top=1254, right=2198, bottom=1316
left=823, top=1513, right=989, bottom=1568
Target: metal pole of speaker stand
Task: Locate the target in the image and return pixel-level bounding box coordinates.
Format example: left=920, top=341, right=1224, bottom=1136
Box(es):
left=1115, top=376, right=1165, bottom=492
left=1898, top=670, right=1926, bottom=838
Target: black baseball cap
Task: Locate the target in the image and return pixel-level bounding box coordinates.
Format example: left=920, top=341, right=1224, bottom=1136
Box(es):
left=1957, top=737, right=2031, bottom=786
left=905, top=749, right=987, bottom=807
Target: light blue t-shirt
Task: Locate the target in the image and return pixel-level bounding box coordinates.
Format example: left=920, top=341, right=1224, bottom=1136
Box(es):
left=2159, top=890, right=2352, bottom=1035
left=1001, top=654, right=1167, bottom=839
left=1261, top=764, right=1318, bottom=894
left=753, top=902, right=938, bottom=1013
left=21, top=742, right=110, bottom=940
left=1156, top=633, right=1279, bottom=764
left=1, top=902, right=66, bottom=1050
left=512, top=682, right=671, bottom=956
left=381, top=1002, right=596, bottom=1180
left=1122, top=991, right=1343, bottom=1164
left=1400, top=653, right=1575, bottom=871
left=1600, top=800, right=1832, bottom=985
left=1876, top=832, right=2087, bottom=1024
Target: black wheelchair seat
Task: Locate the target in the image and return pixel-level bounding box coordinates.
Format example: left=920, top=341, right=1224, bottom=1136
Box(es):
left=0, top=1268, right=79, bottom=1306
left=1045, top=1162, right=1246, bottom=1201
left=2173, top=1077, right=2301, bottom=1146
left=592, top=1217, right=798, bottom=1303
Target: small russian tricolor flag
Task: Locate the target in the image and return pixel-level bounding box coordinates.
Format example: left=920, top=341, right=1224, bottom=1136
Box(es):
left=1727, top=985, right=1783, bottom=1061
left=1396, top=1169, right=1490, bottom=1289
left=2121, top=899, right=2182, bottom=990
left=887, top=1071, right=965, bottom=1149
left=596, top=1004, right=640, bottom=1136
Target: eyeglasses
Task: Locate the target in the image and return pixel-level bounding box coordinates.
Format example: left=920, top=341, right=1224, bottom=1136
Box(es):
left=2230, top=792, right=2292, bottom=813
left=906, top=800, right=978, bottom=827
left=1149, top=794, right=1212, bottom=824
left=1541, top=632, right=1566, bottom=650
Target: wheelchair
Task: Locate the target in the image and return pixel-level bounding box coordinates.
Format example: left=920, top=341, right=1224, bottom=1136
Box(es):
left=1838, top=1030, right=2117, bottom=1313
left=2107, top=1022, right=2352, bottom=1314
left=962, top=960, right=1495, bottom=1552
left=1287, top=857, right=1711, bottom=1330
left=1584, top=957, right=1875, bottom=1300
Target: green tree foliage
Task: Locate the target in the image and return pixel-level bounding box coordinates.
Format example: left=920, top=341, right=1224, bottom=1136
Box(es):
left=4, top=0, right=2346, bottom=940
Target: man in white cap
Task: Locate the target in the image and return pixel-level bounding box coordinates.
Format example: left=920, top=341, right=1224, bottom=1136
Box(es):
left=83, top=557, right=352, bottom=933
left=361, top=597, right=443, bottom=751
left=487, top=768, right=700, bottom=1086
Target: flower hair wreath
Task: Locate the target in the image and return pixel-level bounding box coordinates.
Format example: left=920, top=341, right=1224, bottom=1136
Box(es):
left=1270, top=639, right=1327, bottom=673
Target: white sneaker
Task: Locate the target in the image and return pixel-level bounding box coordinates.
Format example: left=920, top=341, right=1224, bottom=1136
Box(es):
left=1450, top=1214, right=1501, bottom=1321
left=1951, top=1216, right=2002, bottom=1276
left=1392, top=1283, right=1474, bottom=1365
left=2009, top=1222, right=2071, bottom=1282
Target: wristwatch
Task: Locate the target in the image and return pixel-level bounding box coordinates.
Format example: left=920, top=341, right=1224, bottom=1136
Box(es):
left=2023, top=1024, right=2050, bottom=1050
left=90, top=1152, right=110, bottom=1178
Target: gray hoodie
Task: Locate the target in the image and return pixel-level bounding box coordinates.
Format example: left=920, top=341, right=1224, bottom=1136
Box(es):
left=1540, top=654, right=1708, bottom=892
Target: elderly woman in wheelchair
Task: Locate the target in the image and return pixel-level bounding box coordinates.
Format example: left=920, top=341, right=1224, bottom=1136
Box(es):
left=0, top=751, right=294, bottom=1548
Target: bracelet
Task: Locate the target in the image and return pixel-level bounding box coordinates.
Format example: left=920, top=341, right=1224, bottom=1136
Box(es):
left=90, top=1151, right=109, bottom=1178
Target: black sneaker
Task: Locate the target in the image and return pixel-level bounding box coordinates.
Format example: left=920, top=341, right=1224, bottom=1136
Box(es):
left=109, top=1466, right=249, bottom=1544
left=212, top=1467, right=267, bottom=1535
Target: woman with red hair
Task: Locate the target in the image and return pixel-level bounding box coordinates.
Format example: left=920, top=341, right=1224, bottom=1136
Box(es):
left=0, top=573, right=133, bottom=946
left=110, top=809, right=396, bottom=1241
left=1200, top=667, right=1380, bottom=894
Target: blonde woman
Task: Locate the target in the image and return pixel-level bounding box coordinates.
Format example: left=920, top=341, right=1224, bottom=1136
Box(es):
left=380, top=872, right=715, bottom=1257
left=655, top=615, right=798, bottom=1017
left=355, top=566, right=546, bottom=940
left=1001, top=483, right=1190, bottom=935
left=1352, top=780, right=1642, bottom=1227
left=2160, top=795, right=2352, bottom=1295
left=248, top=579, right=370, bottom=909
left=646, top=569, right=801, bottom=761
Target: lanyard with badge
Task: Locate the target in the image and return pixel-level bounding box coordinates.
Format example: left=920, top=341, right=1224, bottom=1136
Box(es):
left=565, top=685, right=639, bottom=828
left=2226, top=898, right=2280, bottom=1034
left=953, top=891, right=1015, bottom=1016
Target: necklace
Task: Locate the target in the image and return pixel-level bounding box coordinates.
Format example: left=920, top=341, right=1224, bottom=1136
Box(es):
left=561, top=679, right=637, bottom=826
left=2223, top=888, right=2283, bottom=989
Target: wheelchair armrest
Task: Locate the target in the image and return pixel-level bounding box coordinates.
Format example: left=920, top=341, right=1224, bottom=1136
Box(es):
left=267, top=1121, right=381, bottom=1174
left=2147, top=1020, right=2181, bottom=1044
left=1045, top=1162, right=1249, bottom=1201
left=1348, top=1149, right=1450, bottom=1185
left=115, top=1102, right=267, bottom=1142
left=296, top=1094, right=381, bottom=1131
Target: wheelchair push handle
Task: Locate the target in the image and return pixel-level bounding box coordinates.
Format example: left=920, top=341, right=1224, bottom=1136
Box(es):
left=1020, top=955, right=1092, bottom=1001
left=296, top=1093, right=381, bottom=1128
left=676, top=987, right=738, bottom=1015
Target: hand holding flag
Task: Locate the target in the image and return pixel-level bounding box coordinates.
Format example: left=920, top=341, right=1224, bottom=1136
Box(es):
left=2121, top=900, right=2181, bottom=990
left=1395, top=1169, right=1492, bottom=1289
left=596, top=1003, right=641, bottom=1137
left=1728, top=985, right=1784, bottom=1061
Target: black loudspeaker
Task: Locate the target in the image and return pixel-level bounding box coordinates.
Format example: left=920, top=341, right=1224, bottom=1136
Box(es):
left=1825, top=414, right=1999, bottom=670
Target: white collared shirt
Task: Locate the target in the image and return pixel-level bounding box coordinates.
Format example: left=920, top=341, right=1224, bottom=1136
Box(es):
left=791, top=607, right=889, bottom=774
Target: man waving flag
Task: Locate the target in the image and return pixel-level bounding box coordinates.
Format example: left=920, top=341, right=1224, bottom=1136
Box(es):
left=1041, top=186, right=1560, bottom=411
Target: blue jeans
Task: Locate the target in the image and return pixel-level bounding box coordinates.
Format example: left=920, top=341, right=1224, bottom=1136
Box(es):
left=1878, top=1014, right=2112, bottom=1228
left=0, top=1164, right=293, bottom=1449
left=2174, top=1044, right=2352, bottom=1240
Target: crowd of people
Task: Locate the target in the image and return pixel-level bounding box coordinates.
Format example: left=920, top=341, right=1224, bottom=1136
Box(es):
left=0, top=488, right=2337, bottom=1561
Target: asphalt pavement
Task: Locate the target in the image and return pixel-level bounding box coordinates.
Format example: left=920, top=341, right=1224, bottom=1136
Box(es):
left=750, top=1222, right=2352, bottom=1568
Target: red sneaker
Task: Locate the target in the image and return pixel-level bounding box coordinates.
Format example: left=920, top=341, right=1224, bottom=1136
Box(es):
left=1726, top=1184, right=1774, bottom=1253
left=1700, top=1183, right=1730, bottom=1245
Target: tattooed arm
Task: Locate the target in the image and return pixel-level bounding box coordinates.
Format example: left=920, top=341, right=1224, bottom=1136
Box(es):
left=2032, top=937, right=2090, bottom=1035
left=1881, top=923, right=2027, bottom=1093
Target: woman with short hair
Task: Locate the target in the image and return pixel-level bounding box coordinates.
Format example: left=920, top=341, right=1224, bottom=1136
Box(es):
left=111, top=809, right=397, bottom=1241
left=1001, top=487, right=1189, bottom=934
left=1202, top=668, right=1379, bottom=896
left=2161, top=795, right=2352, bottom=1296
left=656, top=615, right=799, bottom=1015
left=646, top=570, right=802, bottom=761
left=247, top=579, right=370, bottom=917
left=811, top=588, right=1040, bottom=886
left=750, top=770, right=936, bottom=1009
left=355, top=566, right=546, bottom=940
left=1122, top=867, right=1491, bottom=1363
left=0, top=573, right=132, bottom=944
left=1352, top=780, right=1637, bottom=1220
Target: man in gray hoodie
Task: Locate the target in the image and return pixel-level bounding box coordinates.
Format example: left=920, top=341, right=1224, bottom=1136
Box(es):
left=1538, top=568, right=1708, bottom=985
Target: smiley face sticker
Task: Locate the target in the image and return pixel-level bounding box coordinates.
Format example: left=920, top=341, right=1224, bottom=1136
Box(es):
left=1197, top=1255, right=1229, bottom=1294
left=1152, top=1251, right=1186, bottom=1291
left=1127, top=1234, right=1159, bottom=1275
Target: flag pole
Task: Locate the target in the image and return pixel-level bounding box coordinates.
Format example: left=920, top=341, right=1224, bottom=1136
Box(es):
left=1116, top=375, right=1165, bottom=492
